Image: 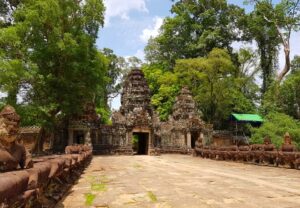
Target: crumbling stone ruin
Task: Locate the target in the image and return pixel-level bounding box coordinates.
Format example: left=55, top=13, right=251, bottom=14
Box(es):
left=62, top=68, right=210, bottom=155
left=67, top=69, right=209, bottom=155
left=157, top=87, right=212, bottom=154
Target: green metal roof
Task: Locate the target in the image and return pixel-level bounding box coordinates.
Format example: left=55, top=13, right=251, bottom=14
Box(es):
left=232, top=113, right=263, bottom=122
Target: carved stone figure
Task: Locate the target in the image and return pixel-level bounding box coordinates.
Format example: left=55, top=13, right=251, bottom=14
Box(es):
left=278, top=132, right=297, bottom=168
left=0, top=105, right=33, bottom=172
left=261, top=136, right=277, bottom=165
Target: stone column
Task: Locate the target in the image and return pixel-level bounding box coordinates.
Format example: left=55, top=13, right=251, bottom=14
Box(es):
left=84, top=129, right=92, bottom=146
left=68, top=129, right=73, bottom=145
left=187, top=132, right=192, bottom=148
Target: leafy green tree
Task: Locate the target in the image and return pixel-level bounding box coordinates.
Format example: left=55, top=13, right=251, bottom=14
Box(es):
left=0, top=0, right=106, bottom=153
left=247, top=0, right=300, bottom=83
left=144, top=48, right=257, bottom=127
left=276, top=56, right=300, bottom=119
left=142, top=64, right=179, bottom=120
left=251, top=112, right=300, bottom=148
left=145, top=0, right=249, bottom=68
left=247, top=1, right=280, bottom=93
left=175, top=48, right=256, bottom=128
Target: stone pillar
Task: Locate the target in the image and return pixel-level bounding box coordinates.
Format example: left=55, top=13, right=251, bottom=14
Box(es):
left=95, top=130, right=99, bottom=144
left=68, top=129, right=73, bottom=145
left=85, top=129, right=92, bottom=146
left=187, top=132, right=192, bottom=148
left=127, top=131, right=133, bottom=146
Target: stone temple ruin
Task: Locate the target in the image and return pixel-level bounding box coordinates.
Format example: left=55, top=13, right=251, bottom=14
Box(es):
left=63, top=68, right=211, bottom=155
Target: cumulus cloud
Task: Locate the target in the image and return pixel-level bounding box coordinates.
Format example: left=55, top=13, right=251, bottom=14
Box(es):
left=140, top=16, right=163, bottom=43
left=104, top=0, right=148, bottom=25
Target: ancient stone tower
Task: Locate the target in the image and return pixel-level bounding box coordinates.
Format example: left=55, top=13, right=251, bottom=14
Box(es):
left=159, top=87, right=206, bottom=153
left=110, top=68, right=155, bottom=155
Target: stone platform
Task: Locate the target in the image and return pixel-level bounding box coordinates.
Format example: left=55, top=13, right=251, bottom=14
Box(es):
left=57, top=155, right=300, bottom=208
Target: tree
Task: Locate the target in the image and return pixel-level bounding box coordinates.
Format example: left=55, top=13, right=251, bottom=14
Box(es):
left=0, top=0, right=21, bottom=26
left=247, top=0, right=300, bottom=83
left=251, top=112, right=300, bottom=148
left=174, top=48, right=256, bottom=128
left=0, top=0, right=106, bottom=153
left=247, top=1, right=280, bottom=93
left=143, top=48, right=256, bottom=127
left=277, top=56, right=300, bottom=119
left=145, top=0, right=249, bottom=68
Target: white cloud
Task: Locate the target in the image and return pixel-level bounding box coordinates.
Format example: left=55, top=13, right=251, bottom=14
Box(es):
left=140, top=16, right=163, bottom=43
left=134, top=49, right=145, bottom=61
left=104, top=0, right=148, bottom=25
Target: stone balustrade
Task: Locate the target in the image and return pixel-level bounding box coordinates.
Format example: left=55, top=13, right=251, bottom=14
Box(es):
left=0, top=144, right=92, bottom=208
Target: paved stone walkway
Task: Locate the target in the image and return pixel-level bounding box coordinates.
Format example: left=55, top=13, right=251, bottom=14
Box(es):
left=57, top=155, right=300, bottom=208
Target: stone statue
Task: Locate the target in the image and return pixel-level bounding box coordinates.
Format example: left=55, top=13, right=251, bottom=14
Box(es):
left=280, top=132, right=296, bottom=152
left=0, top=105, right=33, bottom=172
left=277, top=132, right=297, bottom=168
left=262, top=136, right=277, bottom=165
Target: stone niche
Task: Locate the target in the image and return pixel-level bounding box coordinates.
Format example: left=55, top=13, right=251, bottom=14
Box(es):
left=66, top=103, right=100, bottom=151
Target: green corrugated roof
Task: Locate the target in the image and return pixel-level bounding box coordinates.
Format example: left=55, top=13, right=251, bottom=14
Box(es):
left=232, top=113, right=263, bottom=122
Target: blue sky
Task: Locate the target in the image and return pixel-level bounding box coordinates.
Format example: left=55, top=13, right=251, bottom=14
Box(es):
left=97, top=0, right=255, bottom=59
left=98, top=0, right=299, bottom=110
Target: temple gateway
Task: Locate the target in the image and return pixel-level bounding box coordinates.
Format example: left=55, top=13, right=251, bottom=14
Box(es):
left=62, top=68, right=212, bottom=155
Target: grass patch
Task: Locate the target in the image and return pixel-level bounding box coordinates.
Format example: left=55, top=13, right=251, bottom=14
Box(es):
left=91, top=183, right=107, bottom=192
left=147, top=191, right=158, bottom=202
left=133, top=163, right=143, bottom=169
left=85, top=193, right=96, bottom=206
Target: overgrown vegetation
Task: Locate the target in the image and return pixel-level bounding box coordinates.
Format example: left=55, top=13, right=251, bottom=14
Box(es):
left=251, top=112, right=300, bottom=148
left=142, top=0, right=300, bottom=146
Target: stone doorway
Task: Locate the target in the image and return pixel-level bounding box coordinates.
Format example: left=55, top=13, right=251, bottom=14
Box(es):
left=191, top=132, right=199, bottom=149
left=74, top=130, right=85, bottom=144
left=133, top=132, right=149, bottom=155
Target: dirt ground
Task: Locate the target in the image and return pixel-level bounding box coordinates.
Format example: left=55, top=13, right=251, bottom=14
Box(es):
left=57, top=155, right=300, bottom=208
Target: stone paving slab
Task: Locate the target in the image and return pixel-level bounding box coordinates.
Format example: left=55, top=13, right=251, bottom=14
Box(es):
left=56, top=155, right=300, bottom=208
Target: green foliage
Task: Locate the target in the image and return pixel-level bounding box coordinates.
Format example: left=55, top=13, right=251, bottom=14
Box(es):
left=247, top=1, right=280, bottom=94
left=143, top=48, right=257, bottom=127
left=277, top=61, right=300, bottom=119
left=251, top=112, right=300, bottom=148
left=145, top=0, right=248, bottom=68
left=142, top=64, right=179, bottom=120
left=96, top=107, right=111, bottom=125
left=0, top=0, right=106, bottom=131
left=175, top=48, right=256, bottom=128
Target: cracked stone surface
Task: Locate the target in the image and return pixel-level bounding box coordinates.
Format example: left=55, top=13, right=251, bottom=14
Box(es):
left=57, top=155, right=300, bottom=208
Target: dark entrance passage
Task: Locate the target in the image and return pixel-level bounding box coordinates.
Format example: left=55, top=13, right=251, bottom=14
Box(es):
left=133, top=132, right=149, bottom=155
left=191, top=132, right=199, bottom=149
left=74, top=130, right=85, bottom=144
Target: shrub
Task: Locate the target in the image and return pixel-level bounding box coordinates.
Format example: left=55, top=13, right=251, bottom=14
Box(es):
left=250, top=112, right=300, bottom=149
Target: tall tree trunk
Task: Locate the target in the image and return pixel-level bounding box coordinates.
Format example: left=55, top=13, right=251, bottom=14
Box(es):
left=277, top=45, right=290, bottom=83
